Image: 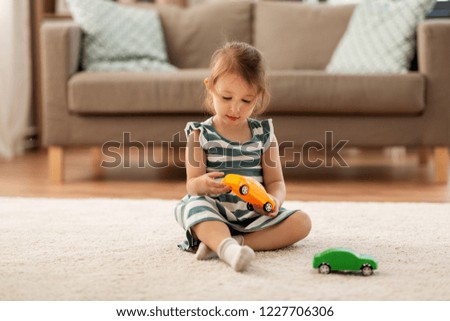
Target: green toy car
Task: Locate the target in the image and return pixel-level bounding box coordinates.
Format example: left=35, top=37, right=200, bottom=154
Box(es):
left=313, top=248, right=378, bottom=276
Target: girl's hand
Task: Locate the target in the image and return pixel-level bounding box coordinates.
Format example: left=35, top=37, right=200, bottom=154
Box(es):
left=253, top=194, right=280, bottom=218
left=197, top=172, right=231, bottom=196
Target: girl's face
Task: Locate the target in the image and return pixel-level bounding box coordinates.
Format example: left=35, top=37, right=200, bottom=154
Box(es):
left=206, top=73, right=259, bottom=127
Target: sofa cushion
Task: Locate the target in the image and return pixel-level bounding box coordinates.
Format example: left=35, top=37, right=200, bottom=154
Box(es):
left=254, top=2, right=355, bottom=70
left=66, top=0, right=175, bottom=72
left=68, top=70, right=424, bottom=116
left=268, top=71, right=425, bottom=115
left=68, top=70, right=209, bottom=114
left=326, top=0, right=437, bottom=74
left=157, top=1, right=252, bottom=69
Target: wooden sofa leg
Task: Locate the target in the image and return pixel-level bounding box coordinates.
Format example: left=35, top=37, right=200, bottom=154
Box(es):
left=418, top=146, right=429, bottom=166
left=49, top=146, right=64, bottom=183
left=434, top=147, right=449, bottom=184
left=90, top=146, right=103, bottom=179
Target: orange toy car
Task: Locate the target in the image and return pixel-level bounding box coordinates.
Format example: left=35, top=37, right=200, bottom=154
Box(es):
left=222, top=174, right=275, bottom=213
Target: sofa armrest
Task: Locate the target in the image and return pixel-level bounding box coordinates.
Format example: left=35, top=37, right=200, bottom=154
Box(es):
left=417, top=19, right=450, bottom=145
left=418, top=19, right=450, bottom=79
left=40, top=20, right=81, bottom=145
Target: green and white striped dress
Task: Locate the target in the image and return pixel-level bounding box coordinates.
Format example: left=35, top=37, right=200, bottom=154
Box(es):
left=174, top=116, right=299, bottom=251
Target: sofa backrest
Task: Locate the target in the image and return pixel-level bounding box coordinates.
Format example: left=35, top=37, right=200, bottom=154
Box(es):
left=126, top=1, right=354, bottom=70
left=157, top=1, right=252, bottom=69
left=254, top=2, right=355, bottom=70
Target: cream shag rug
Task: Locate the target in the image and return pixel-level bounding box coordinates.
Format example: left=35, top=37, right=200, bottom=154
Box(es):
left=1, top=197, right=449, bottom=301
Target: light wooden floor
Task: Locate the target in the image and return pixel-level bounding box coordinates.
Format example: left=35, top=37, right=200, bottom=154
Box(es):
left=1, top=147, right=449, bottom=202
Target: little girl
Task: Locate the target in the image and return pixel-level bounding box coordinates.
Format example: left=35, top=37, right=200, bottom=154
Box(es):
left=174, top=42, right=311, bottom=272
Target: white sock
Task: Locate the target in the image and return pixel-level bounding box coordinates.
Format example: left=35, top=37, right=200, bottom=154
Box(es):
left=217, top=237, right=255, bottom=272
left=195, top=235, right=244, bottom=260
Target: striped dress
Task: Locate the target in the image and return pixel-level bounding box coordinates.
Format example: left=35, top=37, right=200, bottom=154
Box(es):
left=174, top=116, right=299, bottom=251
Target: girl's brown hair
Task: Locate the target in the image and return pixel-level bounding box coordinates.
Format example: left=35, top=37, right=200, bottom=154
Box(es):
left=204, top=41, right=270, bottom=115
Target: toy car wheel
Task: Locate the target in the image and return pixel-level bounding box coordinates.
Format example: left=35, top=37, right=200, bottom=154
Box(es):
left=318, top=263, right=331, bottom=274
left=239, top=185, right=249, bottom=195
left=361, top=264, right=373, bottom=276
left=263, top=202, right=273, bottom=213
left=247, top=203, right=254, bottom=211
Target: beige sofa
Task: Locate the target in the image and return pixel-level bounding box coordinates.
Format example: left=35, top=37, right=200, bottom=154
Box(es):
left=41, top=1, right=450, bottom=183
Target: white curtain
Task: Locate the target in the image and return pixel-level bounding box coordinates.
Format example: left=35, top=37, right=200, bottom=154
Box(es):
left=0, top=0, right=31, bottom=159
